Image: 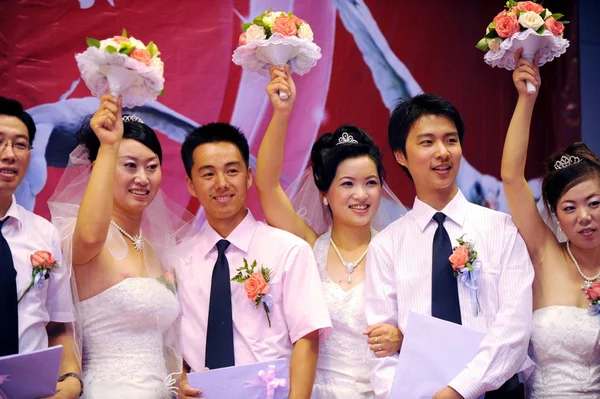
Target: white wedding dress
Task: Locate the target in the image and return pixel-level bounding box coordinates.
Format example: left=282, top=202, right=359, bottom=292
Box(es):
left=312, top=229, right=375, bottom=398
left=79, top=277, right=180, bottom=399
left=526, top=306, right=600, bottom=398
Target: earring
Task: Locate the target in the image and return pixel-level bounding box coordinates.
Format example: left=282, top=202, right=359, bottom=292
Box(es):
left=322, top=197, right=329, bottom=207
left=557, top=221, right=562, bottom=233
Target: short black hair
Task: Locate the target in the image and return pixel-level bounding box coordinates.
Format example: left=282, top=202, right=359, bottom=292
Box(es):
left=311, top=125, right=385, bottom=193
left=77, top=114, right=162, bottom=162
left=180, top=122, right=250, bottom=178
left=388, top=93, right=465, bottom=178
left=0, top=96, right=37, bottom=144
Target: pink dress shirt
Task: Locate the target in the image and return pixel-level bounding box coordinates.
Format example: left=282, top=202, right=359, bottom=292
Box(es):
left=364, top=190, right=535, bottom=399
left=177, top=210, right=332, bottom=372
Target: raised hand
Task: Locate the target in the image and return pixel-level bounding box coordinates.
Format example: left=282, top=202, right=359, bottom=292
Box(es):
left=267, top=65, right=296, bottom=115
left=513, top=48, right=541, bottom=98
left=363, top=322, right=403, bottom=357
left=89, top=94, right=124, bottom=146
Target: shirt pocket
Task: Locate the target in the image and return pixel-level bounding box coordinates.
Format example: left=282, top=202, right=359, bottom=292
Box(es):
left=243, top=282, right=286, bottom=339
left=478, top=266, right=501, bottom=320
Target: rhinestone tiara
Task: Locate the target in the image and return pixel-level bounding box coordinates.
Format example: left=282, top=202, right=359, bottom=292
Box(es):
left=122, top=115, right=145, bottom=124
left=554, top=155, right=582, bottom=170
left=336, top=132, right=358, bottom=145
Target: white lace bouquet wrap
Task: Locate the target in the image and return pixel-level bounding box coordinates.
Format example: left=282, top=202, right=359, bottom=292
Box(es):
left=75, top=30, right=165, bottom=108
left=476, top=1, right=569, bottom=93
left=232, top=10, right=322, bottom=99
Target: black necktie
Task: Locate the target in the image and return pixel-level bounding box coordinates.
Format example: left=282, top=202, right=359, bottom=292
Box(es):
left=431, top=212, right=462, bottom=324
left=205, top=239, right=234, bottom=369
left=0, top=217, right=18, bottom=356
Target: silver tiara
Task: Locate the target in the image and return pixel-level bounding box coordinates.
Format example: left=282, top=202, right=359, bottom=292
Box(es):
left=337, top=132, right=358, bottom=145
left=122, top=115, right=145, bottom=124
left=554, top=155, right=582, bottom=170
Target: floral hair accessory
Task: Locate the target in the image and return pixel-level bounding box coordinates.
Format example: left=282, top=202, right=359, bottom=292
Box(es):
left=18, top=251, right=59, bottom=303
left=449, top=235, right=482, bottom=316
left=232, top=9, right=321, bottom=99
left=231, top=258, right=273, bottom=327
left=554, top=155, right=582, bottom=170
left=476, top=1, right=569, bottom=94
left=76, top=28, right=165, bottom=108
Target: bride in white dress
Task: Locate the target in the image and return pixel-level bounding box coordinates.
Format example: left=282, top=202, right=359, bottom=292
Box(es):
left=502, top=50, right=600, bottom=397
left=48, top=95, right=193, bottom=398
left=255, top=67, right=407, bottom=397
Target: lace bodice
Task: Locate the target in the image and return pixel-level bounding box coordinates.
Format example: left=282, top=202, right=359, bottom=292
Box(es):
left=526, top=306, right=600, bottom=398
left=79, top=277, right=180, bottom=399
left=312, top=229, right=374, bottom=397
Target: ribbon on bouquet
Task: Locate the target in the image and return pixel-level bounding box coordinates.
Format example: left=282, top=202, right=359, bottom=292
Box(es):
left=457, top=260, right=482, bottom=317
left=245, top=365, right=287, bottom=398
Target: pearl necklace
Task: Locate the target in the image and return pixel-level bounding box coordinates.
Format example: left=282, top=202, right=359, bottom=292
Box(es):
left=110, top=220, right=144, bottom=252
left=566, top=240, right=600, bottom=291
left=330, top=237, right=369, bottom=284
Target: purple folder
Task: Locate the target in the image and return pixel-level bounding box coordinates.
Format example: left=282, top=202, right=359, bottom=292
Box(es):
left=187, top=359, right=289, bottom=399
left=0, top=345, right=63, bottom=399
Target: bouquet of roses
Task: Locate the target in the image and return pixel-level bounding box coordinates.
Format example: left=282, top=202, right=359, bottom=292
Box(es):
left=476, top=0, right=569, bottom=93
left=232, top=9, right=322, bottom=99
left=75, top=29, right=165, bottom=107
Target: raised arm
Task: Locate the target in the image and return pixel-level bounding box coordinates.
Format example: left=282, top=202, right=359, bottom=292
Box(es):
left=500, top=49, right=554, bottom=260
left=255, top=66, right=318, bottom=244
left=71, top=95, right=123, bottom=265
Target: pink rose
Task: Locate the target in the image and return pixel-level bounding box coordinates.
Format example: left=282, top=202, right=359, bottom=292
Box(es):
left=245, top=272, right=269, bottom=301
left=544, top=17, right=565, bottom=36
left=163, top=271, right=175, bottom=285
left=493, top=10, right=508, bottom=23
left=513, top=1, right=544, bottom=14
left=291, top=15, right=306, bottom=26
left=31, top=250, right=56, bottom=268
left=587, top=282, right=600, bottom=301
left=449, top=245, right=470, bottom=270
left=130, top=48, right=151, bottom=65
left=112, top=35, right=129, bottom=44
left=495, top=15, right=520, bottom=38
left=239, top=32, right=248, bottom=45
left=272, top=15, right=298, bottom=36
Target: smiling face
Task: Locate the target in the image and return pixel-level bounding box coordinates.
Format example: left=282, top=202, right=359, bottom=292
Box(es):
left=112, top=139, right=162, bottom=215
left=0, top=115, right=31, bottom=197
left=556, top=177, right=600, bottom=249
left=325, top=156, right=382, bottom=228
left=186, top=141, right=252, bottom=234
left=394, top=114, right=462, bottom=202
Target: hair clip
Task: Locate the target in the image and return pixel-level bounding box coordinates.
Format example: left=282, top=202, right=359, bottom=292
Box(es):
left=554, top=155, right=582, bottom=170
left=336, top=132, right=358, bottom=145
left=122, top=115, right=145, bottom=124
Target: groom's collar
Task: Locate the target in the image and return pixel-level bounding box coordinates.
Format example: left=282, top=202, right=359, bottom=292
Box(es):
left=198, top=209, right=257, bottom=258
left=412, top=189, right=468, bottom=232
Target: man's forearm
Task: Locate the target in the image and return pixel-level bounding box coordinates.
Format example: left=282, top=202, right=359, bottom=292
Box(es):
left=289, top=330, right=319, bottom=399
left=47, top=322, right=80, bottom=375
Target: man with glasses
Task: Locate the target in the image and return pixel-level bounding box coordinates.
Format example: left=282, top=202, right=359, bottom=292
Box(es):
left=0, top=97, right=82, bottom=398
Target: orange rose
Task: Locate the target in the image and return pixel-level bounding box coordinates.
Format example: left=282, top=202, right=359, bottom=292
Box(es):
left=30, top=250, right=56, bottom=268
left=272, top=15, right=298, bottom=36
left=495, top=15, right=520, bottom=38
left=512, top=1, right=544, bottom=14
left=245, top=272, right=269, bottom=301
left=587, top=282, right=600, bottom=301
left=292, top=15, right=306, bottom=26
left=112, top=35, right=129, bottom=44
left=493, top=11, right=508, bottom=23
left=449, top=245, right=470, bottom=270
left=544, top=17, right=565, bottom=36
left=130, top=48, right=151, bottom=65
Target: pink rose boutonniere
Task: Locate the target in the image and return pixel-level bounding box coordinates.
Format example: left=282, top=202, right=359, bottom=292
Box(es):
left=449, top=236, right=482, bottom=316
left=585, top=282, right=600, bottom=314
left=18, top=250, right=59, bottom=303
left=231, top=259, right=273, bottom=327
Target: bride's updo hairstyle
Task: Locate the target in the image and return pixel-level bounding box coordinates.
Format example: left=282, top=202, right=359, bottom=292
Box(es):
left=542, top=142, right=600, bottom=215
left=311, top=124, right=384, bottom=193
left=77, top=114, right=163, bottom=163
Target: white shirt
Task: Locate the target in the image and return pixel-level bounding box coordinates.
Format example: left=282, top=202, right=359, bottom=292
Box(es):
left=4, top=196, right=74, bottom=353
left=364, top=190, right=534, bottom=399
left=176, top=210, right=333, bottom=372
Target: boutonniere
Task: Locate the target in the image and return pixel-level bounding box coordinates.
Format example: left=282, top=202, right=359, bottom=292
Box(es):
left=156, top=271, right=177, bottom=295
left=18, top=250, right=59, bottom=303
left=231, top=258, right=273, bottom=327
left=585, top=282, right=600, bottom=315
left=449, top=235, right=482, bottom=316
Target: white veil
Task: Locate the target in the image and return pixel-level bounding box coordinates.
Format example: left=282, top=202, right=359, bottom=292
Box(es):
left=286, top=166, right=408, bottom=235
left=537, top=197, right=567, bottom=243
left=47, top=144, right=195, bottom=395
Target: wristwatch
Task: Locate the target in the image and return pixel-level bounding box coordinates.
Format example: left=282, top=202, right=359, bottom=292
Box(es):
left=58, top=372, right=84, bottom=397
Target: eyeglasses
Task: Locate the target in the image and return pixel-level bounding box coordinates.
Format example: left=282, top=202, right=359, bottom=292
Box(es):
left=0, top=139, right=32, bottom=154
